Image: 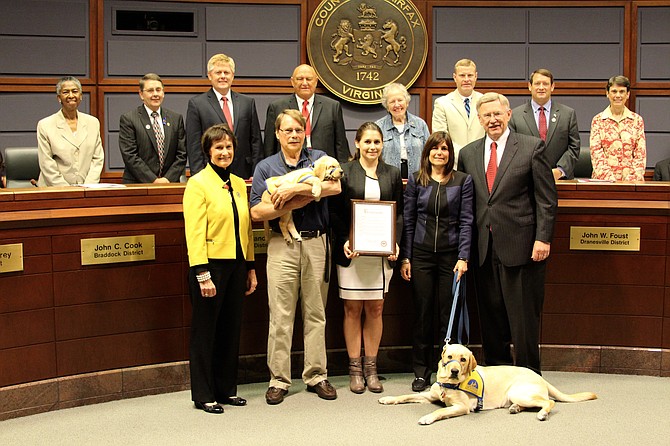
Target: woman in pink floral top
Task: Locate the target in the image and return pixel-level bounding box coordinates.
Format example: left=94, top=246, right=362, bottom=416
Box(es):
left=590, top=76, right=646, bottom=181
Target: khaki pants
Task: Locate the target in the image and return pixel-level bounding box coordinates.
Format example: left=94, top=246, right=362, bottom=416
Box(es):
left=266, top=233, right=329, bottom=389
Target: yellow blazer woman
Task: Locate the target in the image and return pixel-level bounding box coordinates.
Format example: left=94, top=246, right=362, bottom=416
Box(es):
left=183, top=164, right=254, bottom=266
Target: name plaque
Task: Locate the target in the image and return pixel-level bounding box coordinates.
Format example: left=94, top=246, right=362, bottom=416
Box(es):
left=569, top=227, right=640, bottom=251
left=253, top=229, right=268, bottom=255
left=81, top=235, right=156, bottom=265
left=0, top=244, right=24, bottom=273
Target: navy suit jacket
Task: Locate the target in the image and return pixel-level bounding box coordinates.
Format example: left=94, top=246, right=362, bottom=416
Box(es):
left=509, top=101, right=580, bottom=179
left=458, top=131, right=557, bottom=267
left=263, top=94, right=350, bottom=163
left=186, top=88, right=263, bottom=178
left=119, top=106, right=186, bottom=183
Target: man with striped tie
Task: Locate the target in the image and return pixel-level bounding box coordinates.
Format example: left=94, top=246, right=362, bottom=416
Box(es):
left=458, top=92, right=557, bottom=376
left=119, top=73, right=187, bottom=184
left=432, top=59, right=485, bottom=166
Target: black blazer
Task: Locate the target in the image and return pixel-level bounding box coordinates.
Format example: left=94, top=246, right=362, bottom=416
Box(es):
left=185, top=88, right=263, bottom=178
left=509, top=101, right=581, bottom=179
left=263, top=94, right=350, bottom=163
left=458, top=131, right=557, bottom=267
left=119, top=106, right=187, bottom=183
left=330, top=160, right=403, bottom=267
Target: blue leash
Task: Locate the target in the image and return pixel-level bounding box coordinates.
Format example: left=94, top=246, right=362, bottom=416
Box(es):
left=444, top=273, right=470, bottom=345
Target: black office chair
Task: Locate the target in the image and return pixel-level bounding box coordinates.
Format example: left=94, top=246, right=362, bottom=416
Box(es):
left=4, top=147, right=40, bottom=188
left=573, top=146, right=593, bottom=179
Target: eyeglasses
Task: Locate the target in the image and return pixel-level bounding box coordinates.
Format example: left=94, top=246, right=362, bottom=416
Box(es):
left=479, top=111, right=507, bottom=120
left=143, top=88, right=164, bottom=94
left=279, top=128, right=305, bottom=135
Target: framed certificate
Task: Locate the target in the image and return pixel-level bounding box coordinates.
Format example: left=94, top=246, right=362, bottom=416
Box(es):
left=349, top=199, right=396, bottom=256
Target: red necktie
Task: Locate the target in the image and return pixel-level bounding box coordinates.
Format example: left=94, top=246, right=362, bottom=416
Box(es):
left=222, top=97, right=234, bottom=131
left=302, top=100, right=311, bottom=138
left=538, top=106, right=547, bottom=141
left=486, top=141, right=497, bottom=194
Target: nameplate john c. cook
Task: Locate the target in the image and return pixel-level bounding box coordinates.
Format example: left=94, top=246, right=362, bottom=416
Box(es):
left=0, top=244, right=24, bottom=273
left=569, top=227, right=640, bottom=251
left=81, top=235, right=156, bottom=265
left=350, top=199, right=396, bottom=256
left=307, top=0, right=427, bottom=104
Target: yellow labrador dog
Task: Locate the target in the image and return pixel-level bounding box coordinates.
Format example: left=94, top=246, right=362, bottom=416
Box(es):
left=262, top=155, right=343, bottom=242
left=379, top=344, right=597, bottom=424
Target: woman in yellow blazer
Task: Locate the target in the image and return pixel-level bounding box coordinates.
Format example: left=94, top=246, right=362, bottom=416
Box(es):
left=183, top=123, right=257, bottom=414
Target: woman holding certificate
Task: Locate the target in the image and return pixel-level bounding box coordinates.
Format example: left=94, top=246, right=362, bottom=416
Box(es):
left=331, top=122, right=403, bottom=394
left=400, top=131, right=474, bottom=392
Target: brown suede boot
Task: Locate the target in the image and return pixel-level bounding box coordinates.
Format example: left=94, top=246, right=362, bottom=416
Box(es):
left=349, top=358, right=365, bottom=394
left=363, top=356, right=383, bottom=393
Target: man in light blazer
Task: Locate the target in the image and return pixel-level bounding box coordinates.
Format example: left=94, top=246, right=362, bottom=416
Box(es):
left=458, top=92, right=557, bottom=375
left=119, top=73, right=186, bottom=184
left=186, top=53, right=263, bottom=178
left=509, top=68, right=581, bottom=180
left=263, top=64, right=350, bottom=163
left=432, top=59, right=485, bottom=164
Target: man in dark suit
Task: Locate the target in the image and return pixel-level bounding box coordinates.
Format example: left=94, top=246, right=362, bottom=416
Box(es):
left=509, top=68, right=581, bottom=180
left=653, top=158, right=670, bottom=181
left=458, top=92, right=557, bottom=375
left=263, top=64, right=350, bottom=163
left=119, top=73, right=187, bottom=184
left=186, top=53, right=263, bottom=178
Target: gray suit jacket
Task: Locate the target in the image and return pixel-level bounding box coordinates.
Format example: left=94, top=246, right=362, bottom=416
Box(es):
left=263, top=94, right=350, bottom=163
left=509, top=101, right=580, bottom=179
left=458, top=131, right=557, bottom=267
left=186, top=88, right=263, bottom=178
left=119, top=106, right=186, bottom=183
left=653, top=158, right=670, bottom=181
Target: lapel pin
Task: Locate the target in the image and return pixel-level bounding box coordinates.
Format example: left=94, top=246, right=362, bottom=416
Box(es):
left=145, top=124, right=151, bottom=129
left=551, top=117, right=557, bottom=123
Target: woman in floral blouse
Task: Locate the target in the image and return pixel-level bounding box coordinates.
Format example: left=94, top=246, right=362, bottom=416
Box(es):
left=590, top=75, right=646, bottom=181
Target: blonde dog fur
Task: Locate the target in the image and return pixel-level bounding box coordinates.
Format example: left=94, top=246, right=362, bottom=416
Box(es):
left=262, top=155, right=343, bottom=242
left=379, top=344, right=597, bottom=424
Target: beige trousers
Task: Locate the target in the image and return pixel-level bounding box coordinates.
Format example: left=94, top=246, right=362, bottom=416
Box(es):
left=266, top=233, right=329, bottom=389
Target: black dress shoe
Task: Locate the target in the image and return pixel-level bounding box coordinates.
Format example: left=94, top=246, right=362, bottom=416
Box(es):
left=194, top=401, right=224, bottom=414
left=221, top=396, right=247, bottom=406
left=412, top=377, right=428, bottom=392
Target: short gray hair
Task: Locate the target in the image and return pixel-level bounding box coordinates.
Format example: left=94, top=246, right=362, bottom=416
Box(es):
left=381, top=83, right=411, bottom=111
left=56, top=76, right=82, bottom=95
left=476, top=92, right=510, bottom=113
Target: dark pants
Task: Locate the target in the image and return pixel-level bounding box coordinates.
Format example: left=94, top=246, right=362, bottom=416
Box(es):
left=410, top=248, right=458, bottom=381
left=476, top=237, right=546, bottom=375
left=188, top=258, right=247, bottom=402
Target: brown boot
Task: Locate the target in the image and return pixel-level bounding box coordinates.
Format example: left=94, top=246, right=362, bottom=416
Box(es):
left=363, top=356, right=383, bottom=393
left=349, top=358, right=365, bottom=394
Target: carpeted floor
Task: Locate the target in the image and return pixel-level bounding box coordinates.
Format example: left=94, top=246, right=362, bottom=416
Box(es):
left=1, top=372, right=669, bottom=445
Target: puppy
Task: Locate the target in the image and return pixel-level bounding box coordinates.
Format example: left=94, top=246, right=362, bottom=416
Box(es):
left=379, top=344, right=597, bottom=424
left=262, top=155, right=343, bottom=242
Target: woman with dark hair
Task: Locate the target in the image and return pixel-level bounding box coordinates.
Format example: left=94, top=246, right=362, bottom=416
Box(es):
left=400, top=131, right=474, bottom=392
left=183, top=123, right=257, bottom=414
left=331, top=122, right=403, bottom=394
left=590, top=75, right=646, bottom=181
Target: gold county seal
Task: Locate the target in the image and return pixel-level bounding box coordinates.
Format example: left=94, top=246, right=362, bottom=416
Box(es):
left=307, top=0, right=427, bottom=105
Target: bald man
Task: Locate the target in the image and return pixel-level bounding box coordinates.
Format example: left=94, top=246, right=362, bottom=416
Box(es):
left=263, top=64, right=350, bottom=162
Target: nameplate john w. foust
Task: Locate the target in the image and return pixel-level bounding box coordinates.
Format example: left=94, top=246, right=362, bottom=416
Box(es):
left=569, top=227, right=640, bottom=251
left=81, top=235, right=156, bottom=265
left=307, top=0, right=427, bottom=104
